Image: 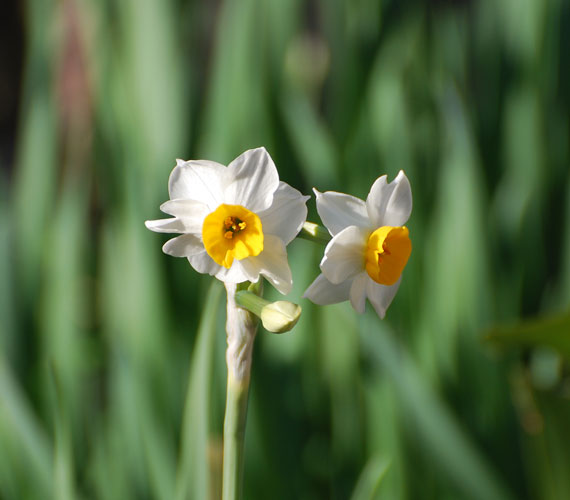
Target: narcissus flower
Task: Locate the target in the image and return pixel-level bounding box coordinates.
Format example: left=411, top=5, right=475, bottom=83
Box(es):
left=303, top=171, right=412, bottom=318
left=146, top=148, right=309, bottom=294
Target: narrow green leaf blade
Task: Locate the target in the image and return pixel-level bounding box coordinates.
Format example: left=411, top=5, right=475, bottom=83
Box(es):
left=176, top=281, right=223, bottom=500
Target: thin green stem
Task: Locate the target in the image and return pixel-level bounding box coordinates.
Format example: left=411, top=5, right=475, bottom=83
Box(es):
left=235, top=290, right=270, bottom=317
left=297, top=221, right=331, bottom=245
left=222, top=375, right=250, bottom=500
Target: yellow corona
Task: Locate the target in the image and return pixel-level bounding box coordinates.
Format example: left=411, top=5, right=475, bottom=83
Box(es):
left=365, top=226, right=411, bottom=286
left=202, top=204, right=264, bottom=268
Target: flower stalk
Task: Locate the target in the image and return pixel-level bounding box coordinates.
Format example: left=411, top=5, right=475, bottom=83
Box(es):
left=223, top=283, right=258, bottom=500
left=223, top=374, right=250, bottom=500
left=297, top=221, right=331, bottom=245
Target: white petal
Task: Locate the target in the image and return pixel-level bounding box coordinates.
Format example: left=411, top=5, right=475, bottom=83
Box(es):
left=223, top=148, right=279, bottom=212
left=241, top=235, right=292, bottom=294
left=258, top=182, right=310, bottom=245
left=187, top=251, right=254, bottom=284
left=160, top=199, right=209, bottom=217
left=214, top=260, right=257, bottom=284
left=159, top=199, right=209, bottom=234
left=145, top=218, right=187, bottom=234
left=320, top=225, right=369, bottom=284
left=365, top=277, right=402, bottom=319
left=314, top=189, right=371, bottom=236
left=349, top=272, right=368, bottom=313
left=302, top=274, right=352, bottom=305
left=168, top=160, right=226, bottom=210
left=366, top=170, right=412, bottom=228
left=162, top=234, right=204, bottom=258
left=188, top=251, right=220, bottom=275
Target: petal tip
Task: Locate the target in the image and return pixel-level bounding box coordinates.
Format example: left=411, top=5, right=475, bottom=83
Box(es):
left=242, top=146, right=269, bottom=159
left=161, top=239, right=174, bottom=256
left=375, top=306, right=387, bottom=319
left=395, top=170, right=409, bottom=183
left=145, top=219, right=162, bottom=232
left=375, top=174, right=388, bottom=185
left=302, top=289, right=317, bottom=303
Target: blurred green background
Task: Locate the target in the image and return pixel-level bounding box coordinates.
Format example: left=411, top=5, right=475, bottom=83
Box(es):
left=1, top=0, right=569, bottom=499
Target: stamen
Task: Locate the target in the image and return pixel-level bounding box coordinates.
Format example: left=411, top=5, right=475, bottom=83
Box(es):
left=223, top=216, right=247, bottom=236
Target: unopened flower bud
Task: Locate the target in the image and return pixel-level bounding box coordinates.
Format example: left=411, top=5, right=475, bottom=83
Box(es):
left=260, top=301, right=302, bottom=334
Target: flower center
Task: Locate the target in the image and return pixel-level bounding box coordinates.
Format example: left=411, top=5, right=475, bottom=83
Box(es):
left=223, top=216, right=247, bottom=239
left=202, top=204, right=264, bottom=268
left=365, top=226, right=411, bottom=286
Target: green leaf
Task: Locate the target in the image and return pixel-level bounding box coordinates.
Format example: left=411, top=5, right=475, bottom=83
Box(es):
left=350, top=456, right=390, bottom=500
left=0, top=357, right=53, bottom=498
left=360, top=317, right=515, bottom=500
left=48, top=366, right=76, bottom=500
left=176, top=281, right=223, bottom=500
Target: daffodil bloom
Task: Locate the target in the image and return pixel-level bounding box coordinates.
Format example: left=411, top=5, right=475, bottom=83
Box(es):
left=146, top=148, right=309, bottom=294
left=303, top=171, right=412, bottom=318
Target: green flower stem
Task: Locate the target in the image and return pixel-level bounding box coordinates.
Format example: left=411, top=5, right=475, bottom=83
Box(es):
left=222, top=280, right=302, bottom=499
left=235, top=290, right=270, bottom=317
left=222, top=283, right=259, bottom=500
left=297, top=221, right=331, bottom=245
left=223, top=374, right=250, bottom=500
